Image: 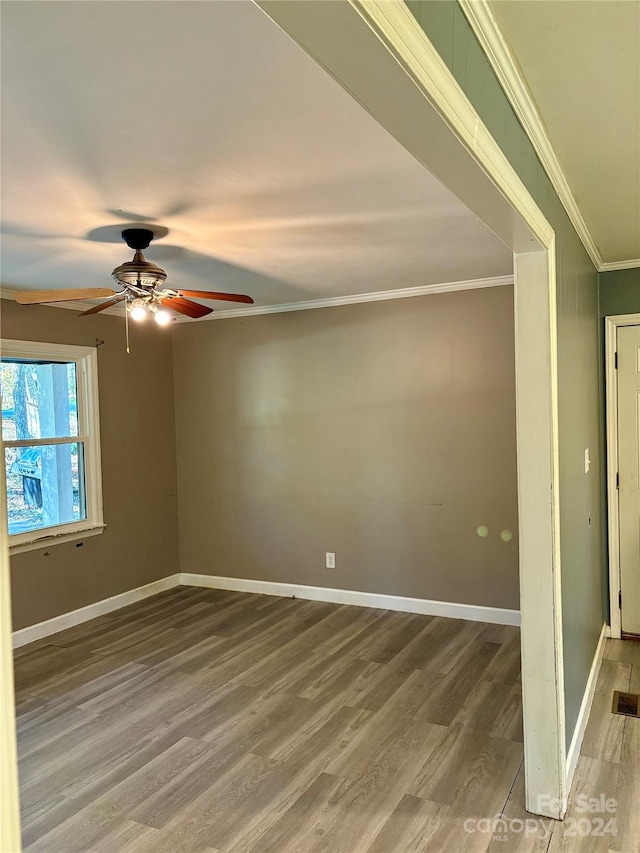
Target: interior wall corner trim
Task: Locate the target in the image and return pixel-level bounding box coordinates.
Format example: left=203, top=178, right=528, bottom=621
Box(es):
left=457, top=0, right=604, bottom=273
left=179, top=572, right=521, bottom=626
left=564, top=622, right=608, bottom=797
left=11, top=574, right=181, bottom=648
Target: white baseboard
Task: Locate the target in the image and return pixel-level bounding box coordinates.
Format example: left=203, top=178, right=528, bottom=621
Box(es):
left=12, top=574, right=181, bottom=649
left=11, top=571, right=521, bottom=649
left=179, top=573, right=521, bottom=626
left=565, top=622, right=608, bottom=795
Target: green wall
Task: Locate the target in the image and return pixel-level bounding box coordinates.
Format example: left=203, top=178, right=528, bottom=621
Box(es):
left=599, top=269, right=640, bottom=317
left=408, top=0, right=603, bottom=750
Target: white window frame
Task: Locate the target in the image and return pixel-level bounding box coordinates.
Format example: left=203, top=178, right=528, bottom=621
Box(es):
left=1, top=339, right=104, bottom=554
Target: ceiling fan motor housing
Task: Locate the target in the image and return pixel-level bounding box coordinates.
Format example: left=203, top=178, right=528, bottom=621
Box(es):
left=112, top=229, right=167, bottom=289
left=111, top=255, right=167, bottom=289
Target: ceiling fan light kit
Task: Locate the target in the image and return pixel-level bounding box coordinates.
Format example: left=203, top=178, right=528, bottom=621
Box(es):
left=128, top=298, right=172, bottom=326
left=13, top=227, right=255, bottom=331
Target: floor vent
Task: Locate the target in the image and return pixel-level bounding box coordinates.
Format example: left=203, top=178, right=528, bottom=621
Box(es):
left=612, top=691, right=640, bottom=718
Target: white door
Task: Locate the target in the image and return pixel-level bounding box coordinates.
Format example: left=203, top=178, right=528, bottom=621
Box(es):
left=618, top=324, right=640, bottom=635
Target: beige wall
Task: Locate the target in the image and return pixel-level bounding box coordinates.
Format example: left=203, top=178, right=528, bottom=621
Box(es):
left=2, top=301, right=179, bottom=630
left=173, top=286, right=519, bottom=609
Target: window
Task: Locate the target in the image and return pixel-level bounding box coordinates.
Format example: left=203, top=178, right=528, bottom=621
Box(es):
left=0, top=340, right=103, bottom=553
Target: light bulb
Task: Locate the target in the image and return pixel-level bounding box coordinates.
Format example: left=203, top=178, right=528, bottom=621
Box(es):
left=154, top=309, right=172, bottom=326
left=129, top=298, right=148, bottom=322
left=130, top=306, right=147, bottom=322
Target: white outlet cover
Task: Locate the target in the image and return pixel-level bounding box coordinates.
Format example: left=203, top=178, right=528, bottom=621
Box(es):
left=326, top=552, right=336, bottom=569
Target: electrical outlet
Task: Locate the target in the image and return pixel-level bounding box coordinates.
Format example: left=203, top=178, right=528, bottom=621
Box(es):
left=584, top=448, right=591, bottom=474
left=325, top=552, right=336, bottom=569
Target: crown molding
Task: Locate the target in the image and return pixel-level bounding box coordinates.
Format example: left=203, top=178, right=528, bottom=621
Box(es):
left=1, top=275, right=513, bottom=323
left=458, top=0, right=614, bottom=274
left=598, top=258, right=640, bottom=273
left=193, top=274, right=513, bottom=320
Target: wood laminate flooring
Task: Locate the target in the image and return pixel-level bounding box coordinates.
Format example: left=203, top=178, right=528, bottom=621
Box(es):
left=12, top=588, right=639, bottom=852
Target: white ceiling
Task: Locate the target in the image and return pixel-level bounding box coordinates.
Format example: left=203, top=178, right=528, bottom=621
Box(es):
left=0, top=1, right=512, bottom=309
left=488, top=0, right=640, bottom=265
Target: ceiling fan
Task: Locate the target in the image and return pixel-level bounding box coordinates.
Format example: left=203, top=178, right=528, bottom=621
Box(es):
left=13, top=228, right=254, bottom=324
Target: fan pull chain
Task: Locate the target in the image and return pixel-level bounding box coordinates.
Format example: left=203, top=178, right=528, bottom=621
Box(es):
left=125, top=298, right=131, bottom=355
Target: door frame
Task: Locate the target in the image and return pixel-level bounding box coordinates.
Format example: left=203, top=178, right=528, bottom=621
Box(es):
left=605, top=313, right=640, bottom=639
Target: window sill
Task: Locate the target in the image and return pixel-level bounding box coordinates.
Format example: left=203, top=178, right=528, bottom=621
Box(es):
left=9, top=524, right=106, bottom=556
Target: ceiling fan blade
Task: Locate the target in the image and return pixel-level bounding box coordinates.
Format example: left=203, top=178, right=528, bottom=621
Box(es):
left=76, top=295, right=126, bottom=317
left=14, top=288, right=117, bottom=305
left=174, top=289, right=254, bottom=305
left=160, top=296, right=213, bottom=319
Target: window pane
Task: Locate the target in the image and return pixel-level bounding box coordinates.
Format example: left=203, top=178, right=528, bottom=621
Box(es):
left=4, top=442, right=86, bottom=535
left=0, top=360, right=79, bottom=441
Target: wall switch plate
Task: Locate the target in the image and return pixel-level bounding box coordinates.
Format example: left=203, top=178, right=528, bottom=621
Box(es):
left=584, top=448, right=590, bottom=474
left=325, top=552, right=336, bottom=569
